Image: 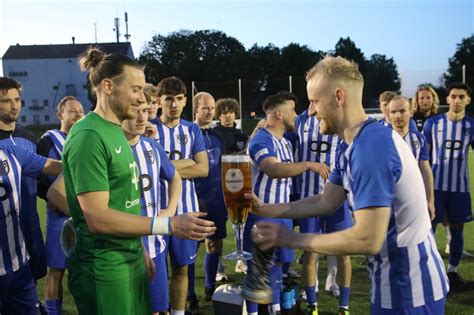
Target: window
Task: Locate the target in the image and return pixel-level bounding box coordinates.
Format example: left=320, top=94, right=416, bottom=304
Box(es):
left=21, top=116, right=26, bottom=123
left=32, top=99, right=39, bottom=106
left=53, top=85, right=59, bottom=91
left=33, top=115, right=40, bottom=125
left=44, top=115, right=50, bottom=122
left=66, top=84, right=76, bottom=96
left=8, top=71, right=28, bottom=77
left=21, top=100, right=25, bottom=107
left=43, top=99, right=49, bottom=107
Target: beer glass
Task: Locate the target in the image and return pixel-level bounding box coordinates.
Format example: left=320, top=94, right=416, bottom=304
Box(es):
left=221, top=154, right=252, bottom=260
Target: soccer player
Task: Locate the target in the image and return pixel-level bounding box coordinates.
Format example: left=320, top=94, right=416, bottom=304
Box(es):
left=144, top=83, right=160, bottom=121
left=250, top=56, right=448, bottom=314
left=294, top=110, right=351, bottom=314
left=0, top=141, right=62, bottom=315
left=423, top=82, right=473, bottom=290
left=244, top=91, right=330, bottom=315
left=388, top=95, right=435, bottom=220
left=152, top=77, right=209, bottom=315
left=378, top=91, right=397, bottom=126
left=193, top=92, right=228, bottom=302
left=412, top=85, right=439, bottom=132
left=36, top=95, right=84, bottom=315
left=61, top=47, right=215, bottom=314
left=122, top=102, right=181, bottom=315
left=0, top=77, right=47, bottom=287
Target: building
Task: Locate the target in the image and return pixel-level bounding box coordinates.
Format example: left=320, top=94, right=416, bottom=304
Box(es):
left=1, top=42, right=134, bottom=125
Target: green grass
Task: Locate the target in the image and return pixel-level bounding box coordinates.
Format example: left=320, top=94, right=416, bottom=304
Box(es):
left=34, top=164, right=474, bottom=315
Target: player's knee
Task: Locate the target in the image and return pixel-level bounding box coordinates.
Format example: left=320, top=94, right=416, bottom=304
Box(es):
left=205, top=239, right=222, bottom=254
left=171, top=263, right=188, bottom=277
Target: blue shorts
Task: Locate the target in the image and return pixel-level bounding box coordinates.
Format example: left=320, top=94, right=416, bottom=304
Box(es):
left=205, top=200, right=227, bottom=240
left=45, top=208, right=68, bottom=269
left=433, top=190, right=472, bottom=224
left=169, top=236, right=197, bottom=266
left=0, top=263, right=40, bottom=315
left=243, top=214, right=294, bottom=264
left=150, top=253, right=169, bottom=312
left=370, top=297, right=445, bottom=315
left=300, top=204, right=352, bottom=234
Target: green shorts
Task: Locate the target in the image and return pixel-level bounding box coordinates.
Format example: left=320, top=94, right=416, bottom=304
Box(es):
left=68, top=264, right=150, bottom=314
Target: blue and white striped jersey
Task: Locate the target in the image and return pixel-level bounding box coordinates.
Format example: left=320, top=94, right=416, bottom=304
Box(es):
left=0, top=143, right=46, bottom=275
left=423, top=114, right=474, bottom=192
left=330, top=119, right=448, bottom=309
left=152, top=119, right=206, bottom=215
left=37, top=129, right=67, bottom=185
left=294, top=111, right=339, bottom=198
left=131, top=137, right=175, bottom=258
left=248, top=128, right=293, bottom=203
left=402, top=129, right=429, bottom=162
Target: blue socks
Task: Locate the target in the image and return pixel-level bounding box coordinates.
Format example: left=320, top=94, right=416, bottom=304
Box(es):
left=187, top=263, right=196, bottom=299
left=45, top=299, right=62, bottom=315
left=339, top=287, right=351, bottom=308
left=205, top=253, right=219, bottom=289
left=305, top=286, right=317, bottom=305
left=270, top=265, right=282, bottom=307
left=449, top=227, right=464, bottom=267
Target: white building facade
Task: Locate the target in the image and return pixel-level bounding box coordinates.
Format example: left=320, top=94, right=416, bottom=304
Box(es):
left=1, top=42, right=134, bottom=126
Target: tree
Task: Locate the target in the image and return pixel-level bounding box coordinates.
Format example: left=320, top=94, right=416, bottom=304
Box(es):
left=444, top=34, right=474, bottom=88
left=139, top=30, right=259, bottom=118
left=364, top=54, right=401, bottom=107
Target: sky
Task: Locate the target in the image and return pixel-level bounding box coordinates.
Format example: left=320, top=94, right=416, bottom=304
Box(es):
left=1, top=0, right=473, bottom=96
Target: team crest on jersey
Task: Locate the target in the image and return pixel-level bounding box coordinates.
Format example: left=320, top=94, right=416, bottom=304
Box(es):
left=176, top=134, right=188, bottom=145
left=145, top=150, right=155, bottom=164
left=0, top=160, right=10, bottom=175
left=412, top=140, right=420, bottom=149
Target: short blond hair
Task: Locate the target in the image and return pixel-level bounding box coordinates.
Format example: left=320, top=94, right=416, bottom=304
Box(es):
left=390, top=95, right=413, bottom=110
left=306, top=55, right=364, bottom=85
left=379, top=91, right=397, bottom=104
left=143, top=83, right=157, bottom=103
left=412, top=85, right=439, bottom=114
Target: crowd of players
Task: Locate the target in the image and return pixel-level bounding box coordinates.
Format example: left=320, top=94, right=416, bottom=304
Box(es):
left=0, top=47, right=471, bottom=315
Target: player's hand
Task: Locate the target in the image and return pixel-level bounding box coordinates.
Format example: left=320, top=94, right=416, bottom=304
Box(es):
left=308, top=162, right=330, bottom=181
left=143, top=249, right=156, bottom=280
left=171, top=212, right=216, bottom=241
left=251, top=221, right=293, bottom=251
left=427, top=200, right=435, bottom=221
left=144, top=121, right=157, bottom=139
left=245, top=192, right=265, bottom=215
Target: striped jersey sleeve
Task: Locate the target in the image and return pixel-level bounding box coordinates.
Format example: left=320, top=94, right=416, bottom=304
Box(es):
left=0, top=144, right=46, bottom=275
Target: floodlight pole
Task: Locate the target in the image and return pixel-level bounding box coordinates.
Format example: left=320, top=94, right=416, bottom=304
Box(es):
left=462, top=65, right=466, bottom=83
left=289, top=75, right=293, bottom=93
left=238, top=79, right=242, bottom=119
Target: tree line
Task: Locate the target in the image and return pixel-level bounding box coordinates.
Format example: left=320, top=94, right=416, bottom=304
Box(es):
left=138, top=30, right=473, bottom=118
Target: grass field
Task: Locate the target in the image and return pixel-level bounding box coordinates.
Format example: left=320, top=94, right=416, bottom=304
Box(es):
left=34, top=168, right=474, bottom=315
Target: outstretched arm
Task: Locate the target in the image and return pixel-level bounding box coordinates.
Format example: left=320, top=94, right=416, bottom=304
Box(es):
left=253, top=206, right=390, bottom=255
left=249, top=181, right=346, bottom=219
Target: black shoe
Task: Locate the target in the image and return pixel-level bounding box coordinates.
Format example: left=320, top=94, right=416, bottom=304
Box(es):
left=447, top=271, right=466, bottom=291
left=186, top=295, right=200, bottom=315
left=241, top=246, right=273, bottom=304
left=204, top=287, right=215, bottom=301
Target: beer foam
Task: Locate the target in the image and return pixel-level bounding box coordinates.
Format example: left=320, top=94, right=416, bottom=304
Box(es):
left=222, top=154, right=251, bottom=163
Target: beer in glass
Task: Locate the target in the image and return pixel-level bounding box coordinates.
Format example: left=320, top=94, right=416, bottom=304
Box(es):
left=221, top=154, right=252, bottom=260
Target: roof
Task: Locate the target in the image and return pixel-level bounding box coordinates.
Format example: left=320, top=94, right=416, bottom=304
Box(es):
left=2, top=42, right=134, bottom=60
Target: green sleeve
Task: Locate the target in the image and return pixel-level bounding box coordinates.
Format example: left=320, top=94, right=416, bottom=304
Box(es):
left=67, top=130, right=110, bottom=194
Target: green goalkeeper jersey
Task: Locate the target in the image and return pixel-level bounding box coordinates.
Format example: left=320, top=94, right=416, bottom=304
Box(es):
left=63, top=112, right=143, bottom=284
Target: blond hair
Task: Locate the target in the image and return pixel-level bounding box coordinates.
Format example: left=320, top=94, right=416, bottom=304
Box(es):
left=306, top=55, right=364, bottom=85
left=143, top=83, right=157, bottom=103
left=412, top=85, right=439, bottom=114
left=379, top=91, right=397, bottom=104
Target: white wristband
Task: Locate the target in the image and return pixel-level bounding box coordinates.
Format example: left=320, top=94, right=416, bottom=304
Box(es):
left=151, top=217, right=171, bottom=235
